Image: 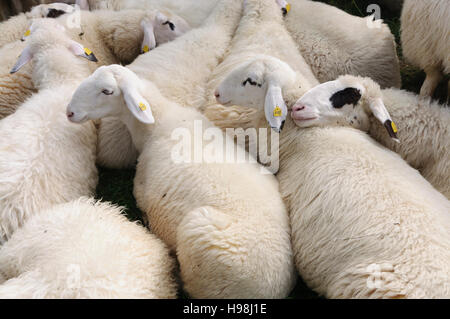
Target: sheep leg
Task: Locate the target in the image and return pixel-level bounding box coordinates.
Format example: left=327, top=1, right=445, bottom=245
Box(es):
left=420, top=66, right=443, bottom=97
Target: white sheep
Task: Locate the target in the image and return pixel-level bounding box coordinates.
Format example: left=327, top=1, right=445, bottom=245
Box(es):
left=215, top=55, right=450, bottom=299
left=0, top=8, right=190, bottom=120
left=0, top=2, right=75, bottom=48
left=291, top=75, right=450, bottom=199
left=0, top=21, right=98, bottom=243
left=78, top=0, right=401, bottom=89
left=0, top=197, right=178, bottom=299
left=401, top=0, right=450, bottom=98
left=66, top=63, right=296, bottom=299
left=203, top=0, right=318, bottom=134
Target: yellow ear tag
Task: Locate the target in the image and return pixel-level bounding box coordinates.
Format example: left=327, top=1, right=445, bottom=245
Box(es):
left=143, top=45, right=150, bottom=53
left=391, top=121, right=398, bottom=133
left=273, top=106, right=282, bottom=117
left=286, top=3, right=291, bottom=13
left=84, top=48, right=92, bottom=55
left=24, top=30, right=31, bottom=37
left=139, top=102, right=147, bottom=111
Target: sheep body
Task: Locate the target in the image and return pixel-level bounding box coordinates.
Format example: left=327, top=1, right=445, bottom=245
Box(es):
left=0, top=25, right=98, bottom=243
left=0, top=197, right=178, bottom=299
left=133, top=94, right=295, bottom=298
left=401, top=0, right=450, bottom=97
left=284, top=0, right=401, bottom=89
left=280, top=123, right=450, bottom=298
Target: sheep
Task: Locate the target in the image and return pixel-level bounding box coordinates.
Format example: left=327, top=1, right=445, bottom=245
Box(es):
left=0, top=2, right=75, bottom=48
left=401, top=0, right=450, bottom=98
left=66, top=62, right=296, bottom=299
left=202, top=0, right=318, bottom=134
left=76, top=0, right=290, bottom=27
left=0, top=21, right=99, bottom=243
left=0, top=197, right=178, bottom=299
left=94, top=0, right=243, bottom=169
left=212, top=0, right=450, bottom=298
left=0, top=8, right=190, bottom=121
left=215, top=53, right=450, bottom=298
left=291, top=75, right=450, bottom=199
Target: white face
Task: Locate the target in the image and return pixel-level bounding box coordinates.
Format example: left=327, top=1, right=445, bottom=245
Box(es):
left=67, top=65, right=155, bottom=125
left=67, top=67, right=123, bottom=123
left=215, top=60, right=268, bottom=109
left=291, top=80, right=369, bottom=130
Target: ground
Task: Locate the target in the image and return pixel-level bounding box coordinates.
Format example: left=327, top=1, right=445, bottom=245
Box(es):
left=94, top=0, right=448, bottom=299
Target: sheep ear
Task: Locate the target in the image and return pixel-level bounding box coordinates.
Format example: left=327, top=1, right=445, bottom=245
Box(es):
left=121, top=84, right=155, bottom=124
left=76, top=0, right=89, bottom=10
left=10, top=46, right=33, bottom=74
left=68, top=41, right=98, bottom=62
left=264, top=83, right=287, bottom=133
left=141, top=19, right=156, bottom=54
left=369, top=97, right=399, bottom=143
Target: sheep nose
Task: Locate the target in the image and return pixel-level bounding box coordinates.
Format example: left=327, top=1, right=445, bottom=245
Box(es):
left=292, top=104, right=305, bottom=112
left=67, top=111, right=74, bottom=118
left=214, top=90, right=221, bottom=98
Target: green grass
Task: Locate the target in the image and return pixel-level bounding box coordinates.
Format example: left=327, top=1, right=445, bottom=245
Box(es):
left=95, top=0, right=447, bottom=299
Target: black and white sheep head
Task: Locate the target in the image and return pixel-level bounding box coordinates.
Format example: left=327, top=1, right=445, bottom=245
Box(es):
left=67, top=65, right=155, bottom=125
left=215, top=55, right=296, bottom=133
left=291, top=75, right=400, bottom=142
left=141, top=11, right=191, bottom=54
left=28, top=3, right=76, bottom=19
left=10, top=20, right=98, bottom=74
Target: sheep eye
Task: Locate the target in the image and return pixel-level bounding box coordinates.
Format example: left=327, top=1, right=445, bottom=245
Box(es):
left=162, top=20, right=175, bottom=31
left=242, top=78, right=262, bottom=87
left=102, top=89, right=113, bottom=95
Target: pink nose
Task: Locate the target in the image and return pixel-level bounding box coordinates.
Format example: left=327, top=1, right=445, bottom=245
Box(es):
left=292, top=104, right=305, bottom=113
left=67, top=112, right=74, bottom=118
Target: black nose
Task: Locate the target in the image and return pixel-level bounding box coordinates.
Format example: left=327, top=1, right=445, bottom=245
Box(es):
left=67, top=112, right=74, bottom=118
left=282, top=8, right=287, bottom=16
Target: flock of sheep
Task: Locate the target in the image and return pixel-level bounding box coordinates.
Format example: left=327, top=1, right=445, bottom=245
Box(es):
left=0, top=0, right=448, bottom=299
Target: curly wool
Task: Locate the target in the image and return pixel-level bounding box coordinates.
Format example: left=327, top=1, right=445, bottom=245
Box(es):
left=0, top=197, right=178, bottom=299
